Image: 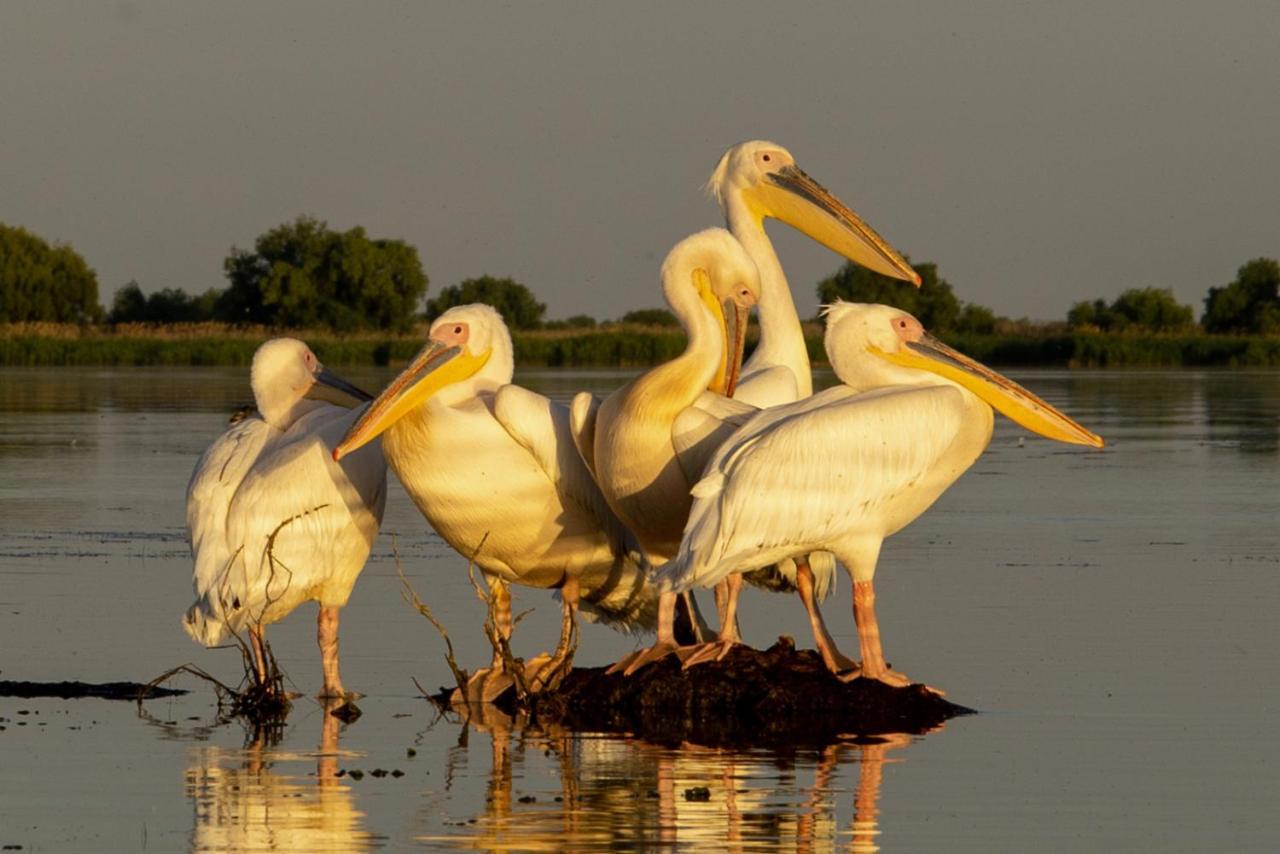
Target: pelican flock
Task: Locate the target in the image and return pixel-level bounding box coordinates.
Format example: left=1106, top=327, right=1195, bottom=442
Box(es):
left=184, top=338, right=386, bottom=699
left=181, top=139, right=1103, bottom=702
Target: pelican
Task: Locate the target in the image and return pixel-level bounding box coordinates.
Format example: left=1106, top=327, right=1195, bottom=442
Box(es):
left=332, top=303, right=658, bottom=696
left=657, top=302, right=1104, bottom=688
left=709, top=139, right=919, bottom=406
left=707, top=140, right=921, bottom=652
left=183, top=338, right=386, bottom=699
left=575, top=228, right=760, bottom=673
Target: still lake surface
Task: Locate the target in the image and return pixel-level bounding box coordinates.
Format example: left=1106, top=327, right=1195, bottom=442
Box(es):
left=1, top=365, right=1278, bottom=851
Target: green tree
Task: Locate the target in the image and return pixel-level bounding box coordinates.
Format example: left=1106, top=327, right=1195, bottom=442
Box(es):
left=218, top=215, right=428, bottom=331
left=109, top=281, right=223, bottom=323
left=817, top=258, right=996, bottom=333
left=0, top=223, right=102, bottom=323
left=427, top=275, right=546, bottom=330
left=1067, top=298, right=1108, bottom=330
left=955, top=303, right=998, bottom=334
left=107, top=281, right=148, bottom=323
left=1110, top=288, right=1194, bottom=332
left=1069, top=287, right=1195, bottom=333
left=619, top=308, right=679, bottom=327
left=1202, top=258, right=1280, bottom=334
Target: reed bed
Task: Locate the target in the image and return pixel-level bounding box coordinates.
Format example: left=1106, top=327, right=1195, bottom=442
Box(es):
left=3, top=323, right=1279, bottom=368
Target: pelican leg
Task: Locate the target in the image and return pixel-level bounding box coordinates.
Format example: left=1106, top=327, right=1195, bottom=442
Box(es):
left=682, top=574, right=744, bottom=668
left=607, top=590, right=693, bottom=675
left=529, top=575, right=579, bottom=693
left=317, top=605, right=354, bottom=699
left=247, top=624, right=269, bottom=686
left=794, top=558, right=857, bottom=676
left=844, top=580, right=907, bottom=686
left=713, top=578, right=742, bottom=643
left=461, top=576, right=519, bottom=704
left=489, top=577, right=513, bottom=669
left=842, top=580, right=942, bottom=694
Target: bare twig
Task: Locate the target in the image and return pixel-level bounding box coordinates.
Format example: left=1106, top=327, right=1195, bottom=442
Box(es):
left=137, top=663, right=237, bottom=710
left=395, top=536, right=469, bottom=698
left=260, top=503, right=331, bottom=618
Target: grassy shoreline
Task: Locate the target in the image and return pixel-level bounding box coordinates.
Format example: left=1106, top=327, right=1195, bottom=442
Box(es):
left=3, top=322, right=1280, bottom=368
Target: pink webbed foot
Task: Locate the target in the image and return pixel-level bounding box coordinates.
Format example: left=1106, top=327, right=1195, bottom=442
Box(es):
left=680, top=639, right=739, bottom=669
left=606, top=641, right=695, bottom=676
left=838, top=666, right=946, bottom=696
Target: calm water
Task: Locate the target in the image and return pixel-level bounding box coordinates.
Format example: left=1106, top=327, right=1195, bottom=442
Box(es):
left=1, top=366, right=1278, bottom=851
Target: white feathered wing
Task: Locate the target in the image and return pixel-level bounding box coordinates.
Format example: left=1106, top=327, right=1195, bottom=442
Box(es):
left=659, top=385, right=965, bottom=592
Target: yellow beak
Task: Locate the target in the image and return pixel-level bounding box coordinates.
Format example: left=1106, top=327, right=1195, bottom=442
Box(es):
left=747, top=164, right=920, bottom=286
left=876, top=334, right=1105, bottom=448
left=721, top=298, right=749, bottom=398
left=332, top=340, right=491, bottom=461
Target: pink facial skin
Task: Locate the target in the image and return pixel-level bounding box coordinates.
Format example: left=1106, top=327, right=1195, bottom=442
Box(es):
left=890, top=314, right=924, bottom=344
left=431, top=321, right=470, bottom=349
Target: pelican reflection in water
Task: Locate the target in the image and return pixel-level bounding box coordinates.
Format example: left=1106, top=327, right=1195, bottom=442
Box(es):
left=422, top=705, right=924, bottom=851
left=185, top=701, right=375, bottom=852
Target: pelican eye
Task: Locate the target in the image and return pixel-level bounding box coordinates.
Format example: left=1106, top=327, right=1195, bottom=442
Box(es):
left=453, top=325, right=463, bottom=335
left=762, top=154, right=771, bottom=162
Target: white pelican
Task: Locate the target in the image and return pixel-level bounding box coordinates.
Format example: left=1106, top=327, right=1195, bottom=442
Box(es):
left=657, top=302, right=1104, bottom=688
left=708, top=140, right=921, bottom=647
left=332, top=303, right=658, bottom=696
left=183, top=338, right=387, bottom=699
left=577, top=228, right=760, bottom=673
left=709, top=139, right=920, bottom=407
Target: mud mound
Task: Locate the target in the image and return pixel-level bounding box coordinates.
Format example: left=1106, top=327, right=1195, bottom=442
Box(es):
left=529, top=637, right=972, bottom=747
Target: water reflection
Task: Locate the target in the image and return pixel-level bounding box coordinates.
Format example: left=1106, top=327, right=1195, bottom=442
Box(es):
left=185, top=702, right=377, bottom=852
left=423, top=703, right=921, bottom=851
left=1201, top=371, right=1280, bottom=454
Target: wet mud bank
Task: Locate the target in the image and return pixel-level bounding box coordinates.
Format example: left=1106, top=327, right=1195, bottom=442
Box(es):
left=0, top=680, right=187, bottom=701
left=526, top=638, right=972, bottom=747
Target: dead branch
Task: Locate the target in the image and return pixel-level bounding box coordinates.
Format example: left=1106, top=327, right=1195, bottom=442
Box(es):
left=137, top=663, right=238, bottom=710
left=395, top=536, right=469, bottom=698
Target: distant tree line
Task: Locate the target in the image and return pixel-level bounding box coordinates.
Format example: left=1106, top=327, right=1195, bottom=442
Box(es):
left=4, top=217, right=1279, bottom=337
left=1067, top=288, right=1194, bottom=333
left=106, top=216, right=430, bottom=332
left=1067, top=259, right=1279, bottom=335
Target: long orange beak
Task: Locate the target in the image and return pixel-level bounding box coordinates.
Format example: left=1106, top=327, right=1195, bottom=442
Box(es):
left=878, top=333, right=1104, bottom=448
left=751, top=164, right=921, bottom=286
left=332, top=340, right=490, bottom=461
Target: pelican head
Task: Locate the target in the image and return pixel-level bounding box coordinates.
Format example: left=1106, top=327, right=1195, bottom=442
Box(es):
left=709, top=140, right=920, bottom=285
left=332, top=304, right=511, bottom=460
left=250, top=338, right=373, bottom=430
left=662, top=228, right=761, bottom=397
left=823, top=301, right=1104, bottom=448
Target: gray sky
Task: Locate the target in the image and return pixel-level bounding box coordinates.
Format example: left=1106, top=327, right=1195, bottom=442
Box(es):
left=3, top=1, right=1278, bottom=322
